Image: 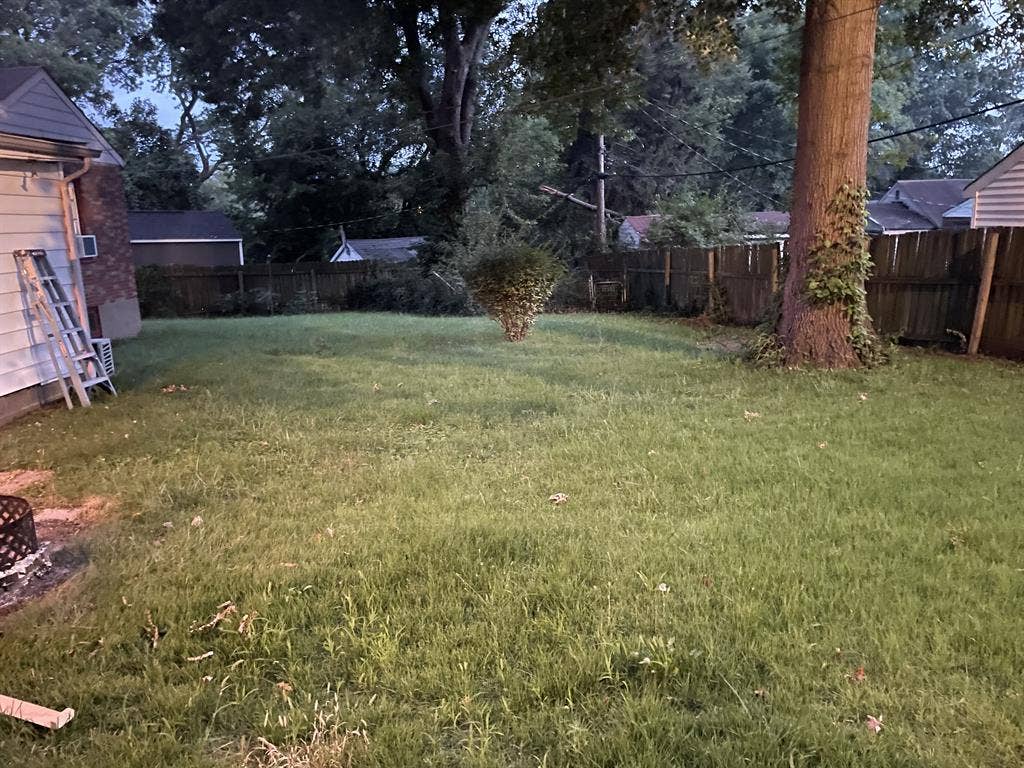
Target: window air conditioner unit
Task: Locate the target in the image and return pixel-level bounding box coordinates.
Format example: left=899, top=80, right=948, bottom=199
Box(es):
left=76, top=234, right=98, bottom=258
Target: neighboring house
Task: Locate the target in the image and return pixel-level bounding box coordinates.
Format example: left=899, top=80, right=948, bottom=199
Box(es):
left=0, top=66, right=140, bottom=425
left=617, top=211, right=790, bottom=248
left=867, top=178, right=970, bottom=234
left=129, top=210, right=244, bottom=266
left=749, top=210, right=790, bottom=239
left=617, top=215, right=661, bottom=248
left=330, top=236, right=425, bottom=263
left=963, top=142, right=1024, bottom=227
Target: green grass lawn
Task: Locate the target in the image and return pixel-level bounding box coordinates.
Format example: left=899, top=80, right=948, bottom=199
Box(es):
left=1, top=313, right=1023, bottom=767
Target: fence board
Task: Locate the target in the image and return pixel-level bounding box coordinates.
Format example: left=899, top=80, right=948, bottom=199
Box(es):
left=586, top=227, right=1024, bottom=359
left=139, top=262, right=404, bottom=316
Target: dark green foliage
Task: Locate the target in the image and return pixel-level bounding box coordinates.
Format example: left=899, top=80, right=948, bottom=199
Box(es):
left=0, top=0, right=144, bottom=112
left=134, top=266, right=180, bottom=318
left=649, top=186, right=754, bottom=247
left=464, top=244, right=565, bottom=341
left=105, top=100, right=209, bottom=210
left=346, top=268, right=477, bottom=316
left=214, top=288, right=278, bottom=316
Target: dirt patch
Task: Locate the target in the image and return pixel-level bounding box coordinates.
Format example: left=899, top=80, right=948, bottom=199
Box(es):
left=0, top=469, right=54, bottom=495
left=0, top=475, right=114, bottom=617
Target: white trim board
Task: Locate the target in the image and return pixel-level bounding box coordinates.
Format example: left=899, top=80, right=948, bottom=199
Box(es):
left=130, top=238, right=243, bottom=244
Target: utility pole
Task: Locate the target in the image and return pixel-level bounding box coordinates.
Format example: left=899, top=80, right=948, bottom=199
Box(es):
left=595, top=134, right=607, bottom=250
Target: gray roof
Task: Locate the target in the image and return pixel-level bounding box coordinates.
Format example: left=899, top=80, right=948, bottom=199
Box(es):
left=128, top=210, right=241, bottom=241
left=942, top=198, right=974, bottom=220
left=0, top=66, right=41, bottom=101
left=882, top=179, right=970, bottom=227
left=750, top=210, right=790, bottom=231
left=340, top=237, right=425, bottom=263
left=866, top=201, right=935, bottom=233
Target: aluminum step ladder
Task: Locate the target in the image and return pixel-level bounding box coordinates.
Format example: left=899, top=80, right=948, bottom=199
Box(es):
left=13, top=249, right=115, bottom=409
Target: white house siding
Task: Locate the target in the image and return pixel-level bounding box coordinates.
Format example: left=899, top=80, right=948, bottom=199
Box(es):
left=973, top=157, right=1024, bottom=227
left=0, top=157, right=75, bottom=397
left=0, top=76, right=120, bottom=165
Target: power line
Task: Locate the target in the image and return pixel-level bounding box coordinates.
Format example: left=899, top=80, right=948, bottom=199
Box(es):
left=607, top=95, right=1024, bottom=179
left=643, top=97, right=794, bottom=167
left=639, top=106, right=782, bottom=205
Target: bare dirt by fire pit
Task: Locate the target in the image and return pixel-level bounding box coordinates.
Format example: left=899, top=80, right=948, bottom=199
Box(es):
left=0, top=470, right=113, bottom=616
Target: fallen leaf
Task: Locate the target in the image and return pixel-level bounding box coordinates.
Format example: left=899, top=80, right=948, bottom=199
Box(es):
left=201, top=675, right=213, bottom=683
left=753, top=688, right=768, bottom=699
left=144, top=610, right=161, bottom=650
left=743, top=410, right=761, bottom=421
left=186, top=651, right=214, bottom=663
left=190, top=601, right=237, bottom=634
left=818, top=441, right=828, bottom=449
left=162, top=521, right=174, bottom=529
left=276, top=681, right=293, bottom=698
left=238, top=612, right=257, bottom=636
left=849, top=666, right=866, bottom=683
left=279, top=562, right=298, bottom=568
left=548, top=493, right=569, bottom=505
left=372, top=383, right=381, bottom=392
left=858, top=393, right=869, bottom=401
left=191, top=515, right=204, bottom=527
left=866, top=715, right=883, bottom=734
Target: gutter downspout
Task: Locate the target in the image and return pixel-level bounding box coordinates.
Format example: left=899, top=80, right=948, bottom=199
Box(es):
left=58, top=157, right=92, bottom=334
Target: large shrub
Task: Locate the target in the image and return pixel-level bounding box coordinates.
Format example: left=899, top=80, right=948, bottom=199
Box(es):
left=135, top=266, right=181, bottom=318
left=463, top=244, right=564, bottom=341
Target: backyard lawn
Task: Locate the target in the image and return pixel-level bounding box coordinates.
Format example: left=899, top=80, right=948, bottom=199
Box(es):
left=1, top=313, right=1023, bottom=767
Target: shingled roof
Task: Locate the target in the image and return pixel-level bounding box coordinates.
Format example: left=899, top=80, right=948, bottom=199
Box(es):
left=866, top=201, right=935, bottom=233
left=0, top=66, right=41, bottom=101
left=127, top=211, right=241, bottom=241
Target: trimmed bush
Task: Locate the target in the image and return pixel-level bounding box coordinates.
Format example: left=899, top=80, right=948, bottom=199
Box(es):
left=463, top=244, right=564, bottom=341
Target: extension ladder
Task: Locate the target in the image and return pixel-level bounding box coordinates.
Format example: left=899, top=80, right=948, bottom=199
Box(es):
left=13, top=249, right=115, bottom=409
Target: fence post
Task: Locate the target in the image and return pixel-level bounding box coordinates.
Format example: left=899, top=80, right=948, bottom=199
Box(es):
left=770, top=244, right=779, bottom=294
left=968, top=229, right=1000, bottom=355
left=706, top=248, right=716, bottom=314
left=663, top=247, right=671, bottom=307
left=310, top=268, right=319, bottom=308
left=236, top=269, right=245, bottom=296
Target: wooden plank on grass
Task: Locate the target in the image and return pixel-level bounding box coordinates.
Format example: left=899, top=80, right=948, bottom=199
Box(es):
left=0, top=693, right=75, bottom=729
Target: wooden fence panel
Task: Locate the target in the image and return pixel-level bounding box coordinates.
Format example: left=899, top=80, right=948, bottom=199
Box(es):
left=981, top=228, right=1024, bottom=358
left=865, top=229, right=983, bottom=343
left=627, top=249, right=669, bottom=310
left=142, top=262, right=401, bottom=316
left=668, top=246, right=709, bottom=313
left=717, top=243, right=776, bottom=323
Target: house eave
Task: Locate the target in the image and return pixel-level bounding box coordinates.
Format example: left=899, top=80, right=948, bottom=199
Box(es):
left=0, top=131, right=101, bottom=161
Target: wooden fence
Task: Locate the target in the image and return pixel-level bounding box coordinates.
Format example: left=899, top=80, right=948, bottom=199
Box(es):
left=140, top=261, right=407, bottom=316
left=586, top=227, right=1024, bottom=358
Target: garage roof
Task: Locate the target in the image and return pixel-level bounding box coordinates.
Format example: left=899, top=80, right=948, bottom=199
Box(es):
left=128, top=211, right=241, bottom=242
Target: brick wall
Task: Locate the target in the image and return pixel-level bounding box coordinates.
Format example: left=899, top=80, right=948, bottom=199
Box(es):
left=74, top=162, right=141, bottom=337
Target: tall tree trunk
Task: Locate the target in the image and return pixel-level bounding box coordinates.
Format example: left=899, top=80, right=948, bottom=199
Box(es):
left=396, top=7, right=494, bottom=233
left=777, top=0, right=880, bottom=368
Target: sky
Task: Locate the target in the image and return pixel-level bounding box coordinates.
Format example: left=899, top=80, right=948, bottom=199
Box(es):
left=108, top=75, right=186, bottom=127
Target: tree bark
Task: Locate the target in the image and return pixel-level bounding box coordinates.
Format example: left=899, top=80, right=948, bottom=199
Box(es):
left=396, top=6, right=495, bottom=230
left=778, top=0, right=880, bottom=368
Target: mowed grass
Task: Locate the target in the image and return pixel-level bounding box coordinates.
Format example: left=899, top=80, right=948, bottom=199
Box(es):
left=1, top=313, right=1023, bottom=768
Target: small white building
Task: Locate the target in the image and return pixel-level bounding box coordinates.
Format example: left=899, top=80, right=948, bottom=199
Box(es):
left=963, top=142, right=1024, bottom=227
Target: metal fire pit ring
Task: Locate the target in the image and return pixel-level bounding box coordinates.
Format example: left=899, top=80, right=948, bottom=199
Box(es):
left=0, top=495, right=38, bottom=570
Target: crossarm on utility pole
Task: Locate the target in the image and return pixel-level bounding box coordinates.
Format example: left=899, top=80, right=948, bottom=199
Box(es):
left=538, top=185, right=624, bottom=220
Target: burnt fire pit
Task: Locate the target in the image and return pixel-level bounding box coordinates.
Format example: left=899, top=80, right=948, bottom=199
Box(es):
left=1, top=495, right=39, bottom=575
